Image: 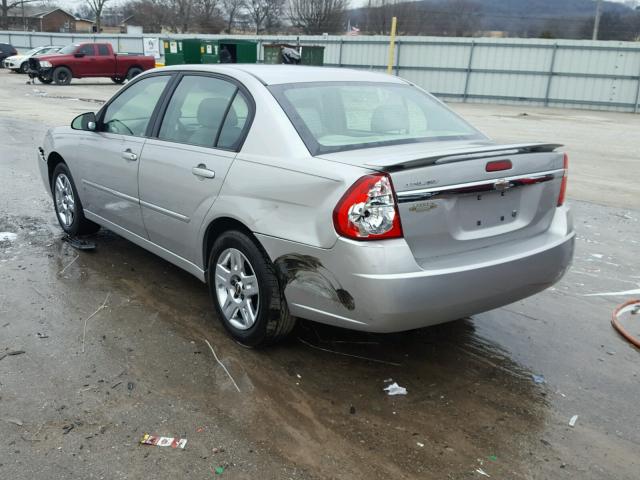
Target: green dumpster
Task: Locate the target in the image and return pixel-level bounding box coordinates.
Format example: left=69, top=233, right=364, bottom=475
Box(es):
left=162, top=38, right=204, bottom=65
left=218, top=39, right=258, bottom=64
left=162, top=39, right=184, bottom=66
left=201, top=40, right=219, bottom=64
left=300, top=45, right=324, bottom=66
left=262, top=43, right=324, bottom=65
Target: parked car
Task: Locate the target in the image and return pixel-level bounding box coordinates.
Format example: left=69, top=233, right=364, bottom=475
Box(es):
left=3, top=45, right=63, bottom=73
left=37, top=65, right=575, bottom=346
left=0, top=43, right=18, bottom=67
left=28, top=42, right=155, bottom=85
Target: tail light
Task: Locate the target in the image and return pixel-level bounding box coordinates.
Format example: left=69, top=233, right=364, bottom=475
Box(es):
left=557, top=153, right=568, bottom=206
left=333, top=173, right=403, bottom=240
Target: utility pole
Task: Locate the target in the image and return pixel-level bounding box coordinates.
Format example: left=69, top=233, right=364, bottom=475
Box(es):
left=592, top=0, right=602, bottom=40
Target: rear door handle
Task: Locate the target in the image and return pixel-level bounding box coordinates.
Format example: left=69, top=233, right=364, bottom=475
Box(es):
left=122, top=149, right=137, bottom=161
left=192, top=164, right=215, bottom=179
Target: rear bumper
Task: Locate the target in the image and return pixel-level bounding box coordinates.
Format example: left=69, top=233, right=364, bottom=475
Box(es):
left=257, top=206, right=575, bottom=332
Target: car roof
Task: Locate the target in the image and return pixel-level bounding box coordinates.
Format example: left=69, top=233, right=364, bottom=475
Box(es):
left=159, top=64, right=408, bottom=86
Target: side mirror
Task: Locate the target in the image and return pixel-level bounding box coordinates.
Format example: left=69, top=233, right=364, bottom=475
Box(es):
left=71, top=112, right=97, bottom=131
left=74, top=52, right=85, bottom=58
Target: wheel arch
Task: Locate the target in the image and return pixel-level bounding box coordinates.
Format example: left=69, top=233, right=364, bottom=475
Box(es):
left=202, top=216, right=267, bottom=277
left=47, top=151, right=66, bottom=190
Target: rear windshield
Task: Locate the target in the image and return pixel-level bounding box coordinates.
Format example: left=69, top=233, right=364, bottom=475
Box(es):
left=0, top=44, right=15, bottom=53
left=269, top=82, right=484, bottom=155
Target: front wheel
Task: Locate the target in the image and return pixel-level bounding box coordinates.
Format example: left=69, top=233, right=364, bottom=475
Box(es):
left=51, top=163, right=100, bottom=236
left=207, top=231, right=296, bottom=347
left=52, top=66, right=72, bottom=85
left=19, top=62, right=28, bottom=74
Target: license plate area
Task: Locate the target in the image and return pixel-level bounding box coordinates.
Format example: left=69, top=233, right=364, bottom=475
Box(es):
left=457, top=189, right=520, bottom=231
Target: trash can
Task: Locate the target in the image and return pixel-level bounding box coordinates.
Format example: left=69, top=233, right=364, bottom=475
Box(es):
left=162, top=39, right=184, bottom=66
left=262, top=43, right=324, bottom=66
left=201, top=40, right=219, bottom=64
left=300, top=45, right=324, bottom=66
left=162, top=38, right=203, bottom=65
left=218, top=39, right=258, bottom=64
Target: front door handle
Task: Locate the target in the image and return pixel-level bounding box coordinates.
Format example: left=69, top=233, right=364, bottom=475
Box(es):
left=122, top=149, right=137, bottom=161
left=192, top=164, right=215, bottom=179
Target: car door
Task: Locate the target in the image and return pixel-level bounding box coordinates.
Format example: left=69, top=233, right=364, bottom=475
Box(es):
left=74, top=44, right=101, bottom=76
left=138, top=73, right=253, bottom=263
left=96, top=43, right=116, bottom=76
left=76, top=73, right=173, bottom=238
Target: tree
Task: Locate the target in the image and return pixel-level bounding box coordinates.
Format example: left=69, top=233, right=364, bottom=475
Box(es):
left=288, top=0, right=348, bottom=34
left=86, top=0, right=110, bottom=32
left=247, top=0, right=284, bottom=33
left=195, top=0, right=225, bottom=33
left=223, top=0, right=245, bottom=32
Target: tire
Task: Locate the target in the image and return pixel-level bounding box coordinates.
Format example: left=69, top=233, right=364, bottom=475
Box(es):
left=51, top=163, right=100, bottom=236
left=38, top=75, right=53, bottom=84
left=52, top=66, right=72, bottom=85
left=207, top=230, right=296, bottom=347
left=111, top=76, right=125, bottom=84
left=19, top=62, right=28, bottom=74
left=126, top=67, right=142, bottom=81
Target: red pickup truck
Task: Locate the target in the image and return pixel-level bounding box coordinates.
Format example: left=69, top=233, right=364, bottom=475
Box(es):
left=29, top=42, right=155, bottom=85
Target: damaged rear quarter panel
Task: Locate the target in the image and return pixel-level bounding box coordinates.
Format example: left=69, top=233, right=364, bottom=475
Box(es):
left=210, top=155, right=369, bottom=249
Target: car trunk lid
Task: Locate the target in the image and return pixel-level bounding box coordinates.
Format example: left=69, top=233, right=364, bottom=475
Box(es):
left=320, top=142, right=566, bottom=263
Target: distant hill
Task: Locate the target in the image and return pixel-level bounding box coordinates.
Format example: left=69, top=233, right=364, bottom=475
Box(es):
left=438, top=0, right=631, bottom=18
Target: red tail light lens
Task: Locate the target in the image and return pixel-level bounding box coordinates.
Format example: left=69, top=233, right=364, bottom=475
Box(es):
left=333, top=173, right=403, bottom=240
left=557, top=153, right=568, bottom=206
left=486, top=159, right=512, bottom=172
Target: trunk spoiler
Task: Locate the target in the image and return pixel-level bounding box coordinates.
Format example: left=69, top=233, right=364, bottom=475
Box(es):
left=366, top=143, right=563, bottom=172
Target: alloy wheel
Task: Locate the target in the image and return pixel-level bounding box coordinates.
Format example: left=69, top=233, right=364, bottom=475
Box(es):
left=54, top=173, right=75, bottom=228
left=215, top=248, right=260, bottom=330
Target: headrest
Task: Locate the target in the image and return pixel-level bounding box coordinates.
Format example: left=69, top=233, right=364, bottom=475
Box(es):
left=197, top=97, right=237, bottom=128
left=370, top=105, right=409, bottom=133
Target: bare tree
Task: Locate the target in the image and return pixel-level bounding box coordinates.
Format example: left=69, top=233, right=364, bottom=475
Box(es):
left=247, top=0, right=284, bottom=33
left=86, top=0, right=110, bottom=32
left=289, top=0, right=348, bottom=34
left=196, top=0, right=225, bottom=32
left=223, top=0, right=245, bottom=32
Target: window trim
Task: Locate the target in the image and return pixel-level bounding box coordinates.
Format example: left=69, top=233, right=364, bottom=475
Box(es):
left=268, top=81, right=485, bottom=156
left=149, top=71, right=255, bottom=153
left=96, top=71, right=178, bottom=138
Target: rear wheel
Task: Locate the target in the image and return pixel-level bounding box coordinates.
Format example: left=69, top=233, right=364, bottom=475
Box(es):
left=52, top=66, right=72, bottom=85
left=207, top=230, right=296, bottom=347
left=51, top=163, right=100, bottom=236
left=126, top=67, right=142, bottom=81
left=111, top=76, right=125, bottom=84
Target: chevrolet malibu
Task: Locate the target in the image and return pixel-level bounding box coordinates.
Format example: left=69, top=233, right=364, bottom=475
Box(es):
left=37, top=65, right=575, bottom=346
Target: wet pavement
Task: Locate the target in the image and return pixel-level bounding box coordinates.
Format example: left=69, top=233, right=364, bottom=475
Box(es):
left=1, top=71, right=640, bottom=479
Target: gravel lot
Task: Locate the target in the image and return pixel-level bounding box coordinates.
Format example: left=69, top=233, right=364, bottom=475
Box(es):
left=1, top=69, right=639, bottom=479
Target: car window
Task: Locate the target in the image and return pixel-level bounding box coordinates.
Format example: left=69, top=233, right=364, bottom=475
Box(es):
left=97, top=44, right=110, bottom=56
left=102, top=75, right=171, bottom=137
left=217, top=92, right=250, bottom=150
left=78, top=44, right=95, bottom=56
left=58, top=44, right=78, bottom=55
left=158, top=75, right=238, bottom=148
left=270, top=82, right=483, bottom=155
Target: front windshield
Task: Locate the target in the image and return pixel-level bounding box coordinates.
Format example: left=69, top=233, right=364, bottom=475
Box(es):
left=270, top=82, right=484, bottom=155
left=58, top=44, right=80, bottom=55
left=24, top=47, right=42, bottom=56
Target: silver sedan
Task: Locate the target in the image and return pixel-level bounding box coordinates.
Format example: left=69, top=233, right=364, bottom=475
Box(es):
left=37, top=65, right=575, bottom=346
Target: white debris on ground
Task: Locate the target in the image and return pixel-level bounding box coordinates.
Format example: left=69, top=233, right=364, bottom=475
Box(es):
left=569, top=415, right=579, bottom=427
left=384, top=382, right=407, bottom=396
left=0, top=232, right=17, bottom=242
